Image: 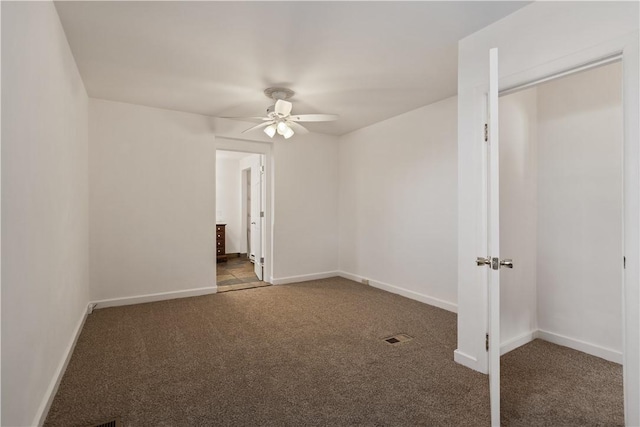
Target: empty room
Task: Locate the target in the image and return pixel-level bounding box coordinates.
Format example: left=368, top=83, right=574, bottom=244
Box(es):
left=2, top=2, right=639, bottom=426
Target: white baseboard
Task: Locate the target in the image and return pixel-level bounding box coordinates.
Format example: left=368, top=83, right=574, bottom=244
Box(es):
left=454, top=349, right=486, bottom=373
left=454, top=331, right=535, bottom=374
left=338, top=271, right=457, bottom=313
left=336, top=271, right=362, bottom=283
left=535, top=329, right=622, bottom=364
left=271, top=271, right=339, bottom=285
left=91, top=286, right=218, bottom=309
left=501, top=330, right=536, bottom=356
left=33, top=307, right=88, bottom=426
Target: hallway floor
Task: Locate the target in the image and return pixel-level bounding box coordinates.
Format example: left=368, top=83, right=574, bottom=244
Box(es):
left=216, top=256, right=269, bottom=292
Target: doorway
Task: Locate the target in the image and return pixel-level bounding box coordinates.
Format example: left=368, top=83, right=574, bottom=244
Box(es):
left=215, top=149, right=269, bottom=292
left=495, top=60, right=624, bottom=423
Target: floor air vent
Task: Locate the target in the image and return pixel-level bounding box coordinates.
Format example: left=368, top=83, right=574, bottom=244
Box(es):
left=87, top=418, right=123, bottom=427
left=384, top=333, right=413, bottom=345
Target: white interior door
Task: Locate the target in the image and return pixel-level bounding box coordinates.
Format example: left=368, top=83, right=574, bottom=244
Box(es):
left=250, top=158, right=263, bottom=280
left=246, top=169, right=251, bottom=257
left=478, top=47, right=511, bottom=427
left=487, top=47, right=501, bottom=427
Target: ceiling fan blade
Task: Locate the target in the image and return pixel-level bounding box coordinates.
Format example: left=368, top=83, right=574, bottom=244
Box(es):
left=241, top=121, right=274, bottom=134
left=289, top=114, right=338, bottom=122
left=220, top=116, right=270, bottom=123
left=287, top=121, right=310, bottom=135
left=275, top=100, right=293, bottom=116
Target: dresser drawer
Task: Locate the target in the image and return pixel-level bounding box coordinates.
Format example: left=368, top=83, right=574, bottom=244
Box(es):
left=216, top=224, right=226, bottom=262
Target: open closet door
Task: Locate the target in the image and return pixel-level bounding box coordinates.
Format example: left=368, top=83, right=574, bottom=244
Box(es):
left=487, top=47, right=501, bottom=427
left=250, top=158, right=263, bottom=280
left=476, top=47, right=511, bottom=427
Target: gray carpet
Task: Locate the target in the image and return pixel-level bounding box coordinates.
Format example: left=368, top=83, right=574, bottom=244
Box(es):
left=501, top=339, right=623, bottom=426
left=44, top=277, right=622, bottom=426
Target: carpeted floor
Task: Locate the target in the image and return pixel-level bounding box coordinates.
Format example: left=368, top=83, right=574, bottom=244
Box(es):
left=44, top=277, right=622, bottom=426
left=501, top=339, right=623, bottom=426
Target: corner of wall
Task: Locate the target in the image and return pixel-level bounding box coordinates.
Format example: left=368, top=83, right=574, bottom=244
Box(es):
left=32, top=308, right=89, bottom=426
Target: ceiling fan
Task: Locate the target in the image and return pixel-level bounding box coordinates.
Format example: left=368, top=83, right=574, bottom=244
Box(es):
left=223, top=87, right=338, bottom=139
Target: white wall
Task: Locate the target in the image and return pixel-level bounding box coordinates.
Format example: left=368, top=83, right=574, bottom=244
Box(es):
left=456, top=1, right=639, bottom=422
left=338, top=96, right=458, bottom=312
left=499, top=62, right=623, bottom=359
left=215, top=124, right=340, bottom=284
left=217, top=120, right=342, bottom=283
left=499, top=88, right=538, bottom=350
left=215, top=155, right=242, bottom=254
left=1, top=2, right=89, bottom=425
left=89, top=99, right=217, bottom=302
left=271, top=135, right=340, bottom=281
left=536, top=62, right=623, bottom=355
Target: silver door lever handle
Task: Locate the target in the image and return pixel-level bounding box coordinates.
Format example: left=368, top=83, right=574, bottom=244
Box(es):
left=500, top=259, right=513, bottom=268
left=476, top=257, right=491, bottom=266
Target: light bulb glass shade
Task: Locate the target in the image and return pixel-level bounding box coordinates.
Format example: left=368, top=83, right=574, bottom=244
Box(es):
left=283, top=126, right=295, bottom=139
left=276, top=121, right=288, bottom=135
left=264, top=124, right=276, bottom=138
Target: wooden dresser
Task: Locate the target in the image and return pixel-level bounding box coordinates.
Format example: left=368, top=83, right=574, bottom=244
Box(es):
left=216, top=224, right=227, bottom=262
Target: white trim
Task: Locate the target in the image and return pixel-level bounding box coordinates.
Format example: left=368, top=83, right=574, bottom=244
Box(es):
left=497, top=328, right=622, bottom=364
left=454, top=349, right=479, bottom=371
left=500, top=330, right=536, bottom=356
left=337, top=271, right=362, bottom=284
left=91, top=286, right=217, bottom=309
left=33, top=308, right=88, bottom=426
left=460, top=327, right=621, bottom=371
left=535, top=329, right=623, bottom=364
left=271, top=271, right=339, bottom=285
left=620, top=33, right=640, bottom=425
left=338, top=271, right=457, bottom=313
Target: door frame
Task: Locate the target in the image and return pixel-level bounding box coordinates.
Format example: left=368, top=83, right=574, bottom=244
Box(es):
left=475, top=35, right=639, bottom=424
left=215, top=138, right=274, bottom=284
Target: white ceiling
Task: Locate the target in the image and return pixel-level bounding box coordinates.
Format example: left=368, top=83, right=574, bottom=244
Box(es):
left=55, top=1, right=529, bottom=136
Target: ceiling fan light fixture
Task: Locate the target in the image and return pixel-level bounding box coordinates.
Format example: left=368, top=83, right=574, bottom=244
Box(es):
left=276, top=121, right=289, bottom=135
left=283, top=126, right=295, bottom=139
left=264, top=124, right=276, bottom=138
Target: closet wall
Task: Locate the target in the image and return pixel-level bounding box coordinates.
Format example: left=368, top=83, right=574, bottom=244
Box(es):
left=536, top=62, right=623, bottom=357
left=499, top=62, right=623, bottom=360
left=499, top=87, right=538, bottom=350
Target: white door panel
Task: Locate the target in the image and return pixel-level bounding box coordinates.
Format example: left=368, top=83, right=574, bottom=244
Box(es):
left=487, top=47, right=500, bottom=427
left=250, top=159, right=263, bottom=280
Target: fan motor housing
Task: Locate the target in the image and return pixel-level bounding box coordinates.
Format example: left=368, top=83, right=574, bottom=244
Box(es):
left=264, top=87, right=294, bottom=101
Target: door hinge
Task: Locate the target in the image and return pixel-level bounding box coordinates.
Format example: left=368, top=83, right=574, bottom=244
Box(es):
left=486, top=333, right=489, bottom=351
left=260, top=257, right=264, bottom=264
left=484, top=123, right=488, bottom=142
left=260, top=211, right=264, bottom=218
left=260, top=165, right=265, bottom=173
left=624, top=256, right=626, bottom=269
